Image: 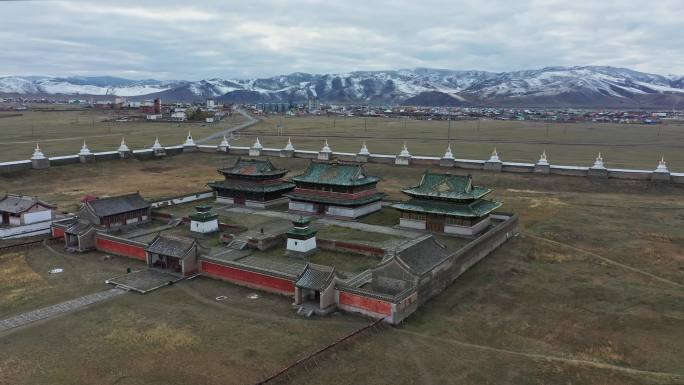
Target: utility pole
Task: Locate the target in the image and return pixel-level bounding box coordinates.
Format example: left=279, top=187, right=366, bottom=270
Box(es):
left=448, top=118, right=451, bottom=142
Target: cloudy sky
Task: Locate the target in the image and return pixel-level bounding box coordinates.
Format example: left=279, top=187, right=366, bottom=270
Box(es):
left=2, top=0, right=683, bottom=80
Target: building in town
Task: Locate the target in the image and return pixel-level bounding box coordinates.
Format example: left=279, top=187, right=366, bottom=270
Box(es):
left=0, top=194, right=55, bottom=238
left=392, top=171, right=501, bottom=235
left=208, top=158, right=295, bottom=208
left=286, top=161, right=385, bottom=218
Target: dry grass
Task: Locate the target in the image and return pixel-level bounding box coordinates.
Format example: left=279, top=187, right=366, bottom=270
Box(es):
left=235, top=115, right=684, bottom=170
left=1, top=154, right=683, bottom=384
left=0, top=108, right=248, bottom=161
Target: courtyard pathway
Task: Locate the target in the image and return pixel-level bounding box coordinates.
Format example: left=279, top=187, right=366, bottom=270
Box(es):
left=221, top=206, right=422, bottom=239
left=0, top=289, right=125, bottom=334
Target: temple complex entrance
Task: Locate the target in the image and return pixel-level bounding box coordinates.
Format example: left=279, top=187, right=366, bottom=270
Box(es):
left=294, top=264, right=337, bottom=317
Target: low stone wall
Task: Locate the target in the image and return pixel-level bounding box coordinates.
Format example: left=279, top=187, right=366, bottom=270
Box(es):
left=550, top=166, right=588, bottom=177
left=0, top=160, right=32, bottom=174
left=502, top=163, right=534, bottom=173
left=93, top=151, right=120, bottom=161
left=1, top=136, right=682, bottom=185
left=317, top=238, right=385, bottom=258
left=608, top=169, right=652, bottom=180
left=416, top=214, right=518, bottom=308
left=49, top=155, right=79, bottom=166
left=0, top=221, right=53, bottom=239
left=150, top=190, right=215, bottom=208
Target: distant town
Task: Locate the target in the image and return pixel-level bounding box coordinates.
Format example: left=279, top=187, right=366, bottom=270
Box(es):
left=2, top=94, right=683, bottom=126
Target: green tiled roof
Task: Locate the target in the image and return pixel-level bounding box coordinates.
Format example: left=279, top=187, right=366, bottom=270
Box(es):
left=189, top=211, right=218, bottom=222
left=391, top=198, right=501, bottom=217
left=286, top=191, right=385, bottom=206
left=402, top=171, right=491, bottom=201
left=295, top=264, right=335, bottom=290
left=287, top=227, right=317, bottom=238
left=208, top=180, right=295, bottom=193
left=218, top=157, right=288, bottom=178
left=291, top=161, right=380, bottom=186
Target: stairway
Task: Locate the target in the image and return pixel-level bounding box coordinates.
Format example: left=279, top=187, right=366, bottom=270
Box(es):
left=296, top=306, right=315, bottom=318
left=227, top=239, right=248, bottom=250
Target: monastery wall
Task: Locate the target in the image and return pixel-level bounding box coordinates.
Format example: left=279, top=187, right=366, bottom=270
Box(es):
left=415, top=214, right=518, bottom=307
left=200, top=260, right=295, bottom=296
left=94, top=233, right=148, bottom=261
left=317, top=238, right=385, bottom=258
left=1, top=136, right=681, bottom=185
left=150, top=190, right=215, bottom=208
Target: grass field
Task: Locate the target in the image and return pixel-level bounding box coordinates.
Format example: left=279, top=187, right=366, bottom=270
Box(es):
left=233, top=115, right=684, bottom=170
left=0, top=108, right=248, bottom=161
left=1, top=153, right=683, bottom=384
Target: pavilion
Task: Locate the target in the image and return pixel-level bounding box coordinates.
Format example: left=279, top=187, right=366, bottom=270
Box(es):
left=392, top=171, right=501, bottom=236
left=208, top=157, right=295, bottom=208
left=286, top=160, right=385, bottom=218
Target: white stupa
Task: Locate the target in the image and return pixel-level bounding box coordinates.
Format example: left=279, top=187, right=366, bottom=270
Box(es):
left=118, top=138, right=130, bottom=152
left=591, top=152, right=606, bottom=169
left=442, top=144, right=454, bottom=160
left=252, top=137, right=263, bottom=149
left=488, top=147, right=500, bottom=162
left=218, top=135, right=230, bottom=151
left=317, top=139, right=332, bottom=160
left=183, top=131, right=196, bottom=146
left=284, top=137, right=295, bottom=151
left=320, top=139, right=332, bottom=153
left=249, top=137, right=263, bottom=156
left=654, top=157, right=669, bottom=173
left=78, top=139, right=92, bottom=156
left=358, top=141, right=370, bottom=156
left=398, top=143, right=411, bottom=158
left=536, top=150, right=549, bottom=166
left=152, top=137, right=163, bottom=150
left=31, top=144, right=45, bottom=160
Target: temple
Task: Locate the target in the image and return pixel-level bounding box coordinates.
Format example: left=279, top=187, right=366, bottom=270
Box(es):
left=53, top=192, right=151, bottom=251
left=392, top=171, right=501, bottom=235
left=208, top=157, right=295, bottom=208
left=286, top=160, right=385, bottom=218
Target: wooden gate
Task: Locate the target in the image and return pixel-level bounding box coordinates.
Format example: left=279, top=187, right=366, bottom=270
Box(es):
left=234, top=197, right=246, bottom=206
left=426, top=215, right=445, bottom=232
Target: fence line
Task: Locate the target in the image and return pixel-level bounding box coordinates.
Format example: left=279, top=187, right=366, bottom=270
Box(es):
left=256, top=317, right=386, bottom=384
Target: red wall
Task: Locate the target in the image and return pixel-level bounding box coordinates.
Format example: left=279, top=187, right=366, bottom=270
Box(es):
left=201, top=261, right=294, bottom=295
left=51, top=227, right=65, bottom=239
left=318, top=239, right=384, bottom=257
left=339, top=291, right=392, bottom=316
left=95, top=237, right=147, bottom=261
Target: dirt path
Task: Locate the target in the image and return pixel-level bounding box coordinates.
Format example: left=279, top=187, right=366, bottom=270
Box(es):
left=195, top=107, right=259, bottom=144
left=396, top=329, right=683, bottom=381
left=0, top=288, right=125, bottom=334
left=222, top=206, right=422, bottom=238
left=524, top=232, right=683, bottom=288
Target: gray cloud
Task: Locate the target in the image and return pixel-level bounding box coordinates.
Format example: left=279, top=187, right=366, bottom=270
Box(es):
left=1, top=0, right=682, bottom=79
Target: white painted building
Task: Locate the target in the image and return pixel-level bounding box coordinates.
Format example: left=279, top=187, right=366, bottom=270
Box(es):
left=0, top=194, right=55, bottom=238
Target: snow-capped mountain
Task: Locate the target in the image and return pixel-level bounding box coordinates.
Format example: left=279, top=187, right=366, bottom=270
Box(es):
left=2, top=66, right=684, bottom=107
left=0, top=76, right=178, bottom=97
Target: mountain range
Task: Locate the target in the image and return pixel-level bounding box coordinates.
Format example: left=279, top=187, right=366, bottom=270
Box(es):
left=2, top=66, right=684, bottom=108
